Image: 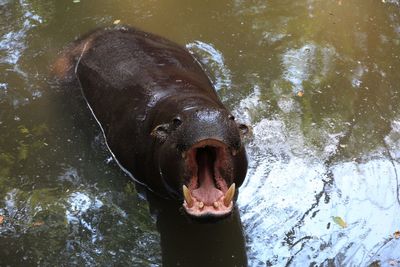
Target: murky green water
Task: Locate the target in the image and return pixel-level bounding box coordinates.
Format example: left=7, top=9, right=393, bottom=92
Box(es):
left=1, top=0, right=400, bottom=266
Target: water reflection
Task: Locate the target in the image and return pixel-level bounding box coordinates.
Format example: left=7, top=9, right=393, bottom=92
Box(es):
left=143, top=187, right=247, bottom=267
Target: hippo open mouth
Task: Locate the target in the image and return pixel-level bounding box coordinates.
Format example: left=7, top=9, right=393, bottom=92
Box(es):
left=182, top=139, right=236, bottom=217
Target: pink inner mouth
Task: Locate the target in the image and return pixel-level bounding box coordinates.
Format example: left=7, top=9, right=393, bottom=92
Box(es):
left=183, top=139, right=234, bottom=217
left=191, top=147, right=224, bottom=204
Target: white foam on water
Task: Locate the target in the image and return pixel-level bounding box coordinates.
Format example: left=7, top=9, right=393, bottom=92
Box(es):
left=66, top=192, right=104, bottom=243
left=66, top=192, right=104, bottom=221
left=232, top=84, right=267, bottom=125
left=0, top=83, right=8, bottom=90
left=277, top=96, right=297, bottom=114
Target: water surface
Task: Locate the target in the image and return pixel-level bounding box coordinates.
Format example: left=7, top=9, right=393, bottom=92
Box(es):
left=1, top=0, right=400, bottom=266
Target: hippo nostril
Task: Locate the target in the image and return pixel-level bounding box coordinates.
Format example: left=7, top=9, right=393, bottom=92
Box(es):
left=228, top=114, right=235, bottom=121
left=172, top=117, right=182, bottom=127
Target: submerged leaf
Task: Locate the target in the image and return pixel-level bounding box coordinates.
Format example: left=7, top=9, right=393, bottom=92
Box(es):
left=32, top=123, right=49, bottom=136
left=18, top=125, right=29, bottom=135
left=369, top=260, right=381, bottom=267
left=33, top=221, right=44, bottom=227
left=17, top=142, right=29, bottom=161
left=333, top=216, right=348, bottom=228
left=0, top=153, right=14, bottom=166
left=0, top=215, right=4, bottom=224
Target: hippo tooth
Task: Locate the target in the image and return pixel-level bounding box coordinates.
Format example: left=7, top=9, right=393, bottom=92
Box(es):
left=213, top=202, right=219, bottom=209
left=183, top=185, right=194, bottom=208
left=223, top=183, right=236, bottom=207
left=198, top=201, right=204, bottom=209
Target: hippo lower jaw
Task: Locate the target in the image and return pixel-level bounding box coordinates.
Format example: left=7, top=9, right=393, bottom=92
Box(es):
left=181, top=139, right=236, bottom=218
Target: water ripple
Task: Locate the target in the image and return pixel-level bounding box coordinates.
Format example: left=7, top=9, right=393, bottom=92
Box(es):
left=0, top=0, right=42, bottom=68
left=186, top=41, right=232, bottom=93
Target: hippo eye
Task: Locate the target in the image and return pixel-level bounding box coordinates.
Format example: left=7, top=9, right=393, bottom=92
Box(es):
left=172, top=117, right=182, bottom=127
left=228, top=115, right=235, bottom=121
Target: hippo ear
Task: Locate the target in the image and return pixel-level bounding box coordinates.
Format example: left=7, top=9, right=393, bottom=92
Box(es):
left=237, top=123, right=250, bottom=137
left=151, top=123, right=170, bottom=142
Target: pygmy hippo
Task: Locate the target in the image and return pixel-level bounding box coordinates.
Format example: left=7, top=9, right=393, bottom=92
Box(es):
left=55, top=26, right=249, bottom=218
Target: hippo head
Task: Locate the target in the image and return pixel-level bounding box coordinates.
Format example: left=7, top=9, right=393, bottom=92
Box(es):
left=151, top=100, right=249, bottom=218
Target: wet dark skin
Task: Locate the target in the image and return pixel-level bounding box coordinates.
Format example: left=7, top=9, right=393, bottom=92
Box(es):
left=56, top=26, right=248, bottom=218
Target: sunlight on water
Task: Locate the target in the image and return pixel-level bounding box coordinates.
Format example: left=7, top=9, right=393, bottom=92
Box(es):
left=238, top=106, right=400, bottom=265
left=282, top=44, right=336, bottom=94
left=186, top=41, right=232, bottom=93
left=0, top=0, right=41, bottom=67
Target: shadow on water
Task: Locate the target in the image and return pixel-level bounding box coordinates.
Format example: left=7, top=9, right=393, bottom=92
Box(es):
left=141, top=185, right=247, bottom=267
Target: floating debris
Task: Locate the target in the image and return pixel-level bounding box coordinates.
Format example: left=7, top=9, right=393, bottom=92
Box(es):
left=33, top=221, right=44, bottom=227
left=393, top=230, right=400, bottom=239
left=333, top=216, right=348, bottom=228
